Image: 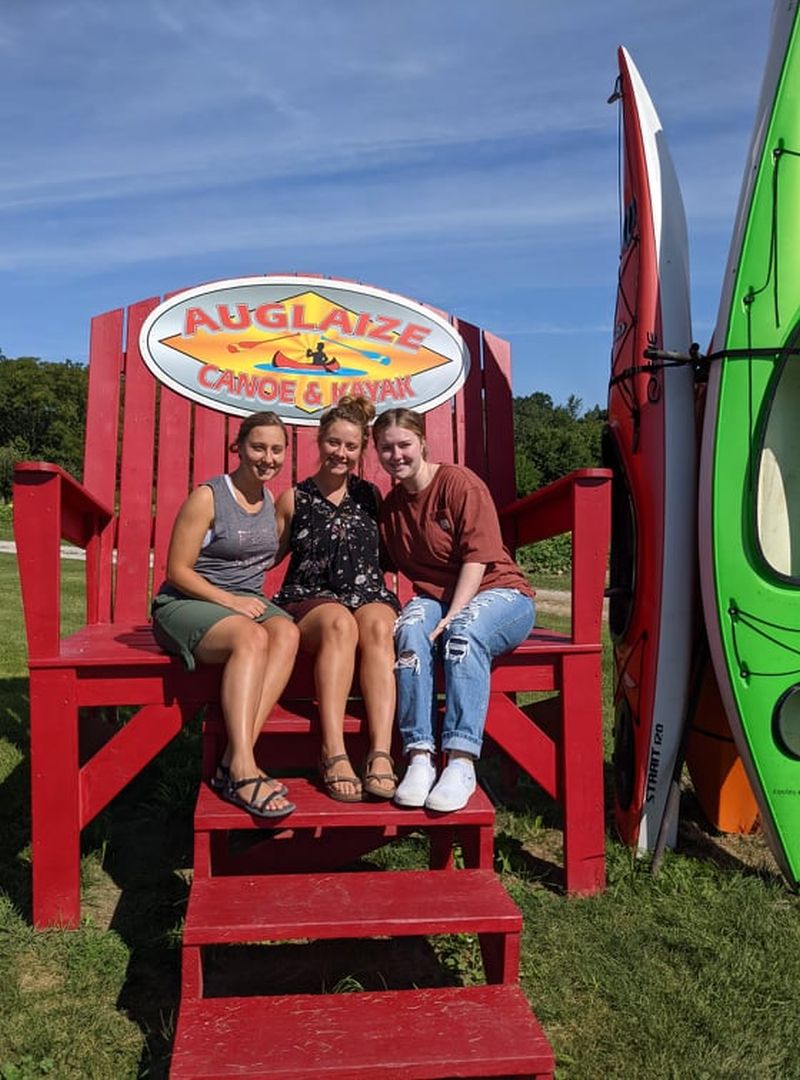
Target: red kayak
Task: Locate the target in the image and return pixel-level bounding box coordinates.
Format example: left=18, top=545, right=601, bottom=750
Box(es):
left=606, top=48, right=696, bottom=853
left=272, top=349, right=339, bottom=373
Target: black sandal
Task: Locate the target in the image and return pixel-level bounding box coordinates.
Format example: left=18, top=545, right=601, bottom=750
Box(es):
left=211, top=762, right=288, bottom=797
left=220, top=775, right=295, bottom=819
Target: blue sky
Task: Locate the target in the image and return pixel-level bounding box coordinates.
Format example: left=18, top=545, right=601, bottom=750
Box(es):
left=0, top=1, right=770, bottom=409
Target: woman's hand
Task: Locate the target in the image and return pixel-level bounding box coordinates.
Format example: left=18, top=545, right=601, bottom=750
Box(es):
left=226, top=594, right=267, bottom=619
left=429, top=617, right=450, bottom=643
left=431, top=562, right=487, bottom=641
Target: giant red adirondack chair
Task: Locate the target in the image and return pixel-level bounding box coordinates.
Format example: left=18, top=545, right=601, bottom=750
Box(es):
left=14, top=278, right=608, bottom=1077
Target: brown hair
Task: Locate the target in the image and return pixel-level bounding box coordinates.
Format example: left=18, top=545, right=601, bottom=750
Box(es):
left=371, top=408, right=426, bottom=455
left=230, top=411, right=288, bottom=453
left=318, top=395, right=375, bottom=451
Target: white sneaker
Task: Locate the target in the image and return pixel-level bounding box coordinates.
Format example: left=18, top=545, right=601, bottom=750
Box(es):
left=394, top=754, right=437, bottom=807
left=425, top=758, right=476, bottom=812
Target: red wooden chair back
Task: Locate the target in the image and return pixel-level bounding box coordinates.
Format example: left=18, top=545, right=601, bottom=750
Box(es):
left=80, top=289, right=516, bottom=624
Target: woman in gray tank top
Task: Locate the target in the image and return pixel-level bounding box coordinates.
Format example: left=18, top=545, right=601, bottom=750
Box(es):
left=152, top=412, right=300, bottom=819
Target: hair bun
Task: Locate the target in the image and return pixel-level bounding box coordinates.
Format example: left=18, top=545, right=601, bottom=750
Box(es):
left=337, top=395, right=376, bottom=424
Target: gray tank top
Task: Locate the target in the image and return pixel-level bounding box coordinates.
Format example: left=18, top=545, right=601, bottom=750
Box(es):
left=191, top=474, right=279, bottom=594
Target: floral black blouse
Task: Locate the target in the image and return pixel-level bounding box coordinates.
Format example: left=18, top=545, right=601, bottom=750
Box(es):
left=274, top=476, right=399, bottom=611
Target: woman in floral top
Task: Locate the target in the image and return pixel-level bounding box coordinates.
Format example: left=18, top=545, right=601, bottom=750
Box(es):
left=275, top=396, right=399, bottom=801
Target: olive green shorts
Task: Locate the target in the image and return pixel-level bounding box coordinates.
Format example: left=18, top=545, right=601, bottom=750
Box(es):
left=151, top=591, right=292, bottom=672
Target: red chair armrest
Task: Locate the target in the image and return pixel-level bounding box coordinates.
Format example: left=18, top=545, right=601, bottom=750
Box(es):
left=13, top=462, right=115, bottom=660
left=500, top=468, right=611, bottom=644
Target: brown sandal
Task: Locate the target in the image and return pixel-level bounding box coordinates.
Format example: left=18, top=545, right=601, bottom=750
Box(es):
left=363, top=750, right=397, bottom=800
left=319, top=753, right=362, bottom=803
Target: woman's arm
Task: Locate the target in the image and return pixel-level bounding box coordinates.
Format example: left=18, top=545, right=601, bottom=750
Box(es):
left=429, top=560, right=487, bottom=642
left=165, top=486, right=266, bottom=618
left=273, top=487, right=296, bottom=565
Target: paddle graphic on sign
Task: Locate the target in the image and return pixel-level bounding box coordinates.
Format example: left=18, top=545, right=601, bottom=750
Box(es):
left=139, top=277, right=470, bottom=423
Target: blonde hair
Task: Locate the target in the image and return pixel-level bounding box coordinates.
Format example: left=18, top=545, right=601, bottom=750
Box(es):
left=318, top=395, right=376, bottom=451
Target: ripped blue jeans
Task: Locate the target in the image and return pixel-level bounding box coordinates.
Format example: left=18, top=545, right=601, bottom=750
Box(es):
left=394, top=589, right=535, bottom=758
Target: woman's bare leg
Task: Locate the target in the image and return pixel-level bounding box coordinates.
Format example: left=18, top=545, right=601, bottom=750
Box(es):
left=354, top=603, right=397, bottom=794
left=297, top=603, right=360, bottom=797
left=249, top=615, right=301, bottom=746
left=195, top=615, right=293, bottom=811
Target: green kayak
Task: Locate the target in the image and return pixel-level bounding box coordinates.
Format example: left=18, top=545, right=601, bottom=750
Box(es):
left=700, top=0, right=800, bottom=886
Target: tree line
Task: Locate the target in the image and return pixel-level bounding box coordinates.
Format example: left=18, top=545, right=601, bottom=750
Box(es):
left=0, top=353, right=605, bottom=502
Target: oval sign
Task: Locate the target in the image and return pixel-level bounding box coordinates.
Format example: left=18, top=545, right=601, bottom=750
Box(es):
left=138, top=276, right=470, bottom=424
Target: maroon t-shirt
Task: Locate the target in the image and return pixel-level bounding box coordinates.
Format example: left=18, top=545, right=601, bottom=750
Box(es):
left=379, top=464, right=533, bottom=603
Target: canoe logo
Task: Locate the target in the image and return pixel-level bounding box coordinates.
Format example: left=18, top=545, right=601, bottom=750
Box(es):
left=138, top=277, right=470, bottom=424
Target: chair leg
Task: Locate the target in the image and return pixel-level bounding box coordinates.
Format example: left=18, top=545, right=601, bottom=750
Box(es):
left=479, top=930, right=520, bottom=983
left=30, top=671, right=81, bottom=928
left=561, top=655, right=606, bottom=894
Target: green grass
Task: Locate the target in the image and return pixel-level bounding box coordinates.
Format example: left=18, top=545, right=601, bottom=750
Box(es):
left=1, top=552, right=800, bottom=1077
left=0, top=503, right=12, bottom=542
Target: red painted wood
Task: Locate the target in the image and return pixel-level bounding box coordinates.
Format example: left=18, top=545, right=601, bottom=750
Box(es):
left=192, top=404, right=227, bottom=486
left=184, top=869, right=520, bottom=945
left=422, top=399, right=454, bottom=465
left=80, top=702, right=194, bottom=826
left=193, top=775, right=496, bottom=834
left=225, top=416, right=242, bottom=474
left=199, top=827, right=394, bottom=878
left=479, top=930, right=521, bottom=986
left=170, top=985, right=555, bottom=1079
left=485, top=693, right=558, bottom=800
left=80, top=309, right=123, bottom=622
left=13, top=467, right=113, bottom=659
left=13, top=474, right=64, bottom=659
left=294, top=424, right=318, bottom=480
left=13, top=279, right=613, bottom=926
left=560, top=653, right=607, bottom=895
left=30, top=670, right=80, bottom=928
left=453, top=318, right=485, bottom=475
left=459, top=823, right=496, bottom=870
left=153, top=387, right=192, bottom=586
left=83, top=308, right=124, bottom=505
left=483, top=331, right=516, bottom=508
left=181, top=945, right=203, bottom=1000
left=500, top=468, right=612, bottom=548
left=115, top=298, right=159, bottom=623
left=571, top=473, right=613, bottom=645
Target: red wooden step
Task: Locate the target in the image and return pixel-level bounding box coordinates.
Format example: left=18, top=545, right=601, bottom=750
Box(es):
left=184, top=869, right=521, bottom=945
left=194, top=776, right=496, bottom=833
left=205, top=698, right=368, bottom=736
left=169, top=984, right=555, bottom=1078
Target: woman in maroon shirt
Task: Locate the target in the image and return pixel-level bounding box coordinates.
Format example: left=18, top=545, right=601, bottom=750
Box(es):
left=373, top=408, right=535, bottom=812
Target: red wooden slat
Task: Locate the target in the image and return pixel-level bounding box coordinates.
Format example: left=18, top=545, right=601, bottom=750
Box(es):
left=485, top=693, right=557, bottom=798
left=192, top=403, right=227, bottom=485
left=83, top=309, right=125, bottom=621
left=80, top=702, right=192, bottom=825
left=184, top=869, right=520, bottom=944
left=153, top=387, right=192, bottom=588
left=114, top=298, right=159, bottom=623
left=170, top=986, right=554, bottom=1079
left=225, top=416, right=242, bottom=473
left=454, top=318, right=486, bottom=476
left=482, top=330, right=516, bottom=508
left=422, top=400, right=455, bottom=464
left=294, top=425, right=319, bottom=481
left=360, top=440, right=387, bottom=490
left=82, top=308, right=124, bottom=501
